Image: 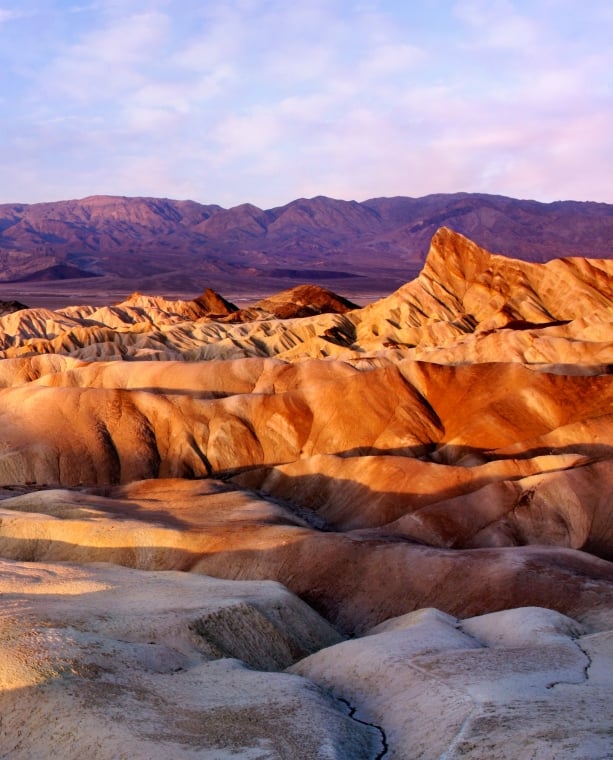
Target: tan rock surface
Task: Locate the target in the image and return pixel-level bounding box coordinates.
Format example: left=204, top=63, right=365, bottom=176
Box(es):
left=2, top=479, right=613, bottom=635
left=0, top=559, right=377, bottom=758
left=0, top=227, right=612, bottom=756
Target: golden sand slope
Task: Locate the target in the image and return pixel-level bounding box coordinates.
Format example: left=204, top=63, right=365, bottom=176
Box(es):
left=353, top=227, right=613, bottom=358
left=0, top=357, right=611, bottom=485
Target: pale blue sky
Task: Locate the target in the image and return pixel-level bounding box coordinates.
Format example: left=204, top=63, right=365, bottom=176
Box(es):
left=1, top=0, right=611, bottom=206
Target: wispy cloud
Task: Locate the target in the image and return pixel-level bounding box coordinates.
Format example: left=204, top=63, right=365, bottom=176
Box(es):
left=453, top=0, right=539, bottom=49
left=44, top=10, right=169, bottom=101
left=0, top=7, right=31, bottom=23
left=0, top=0, right=611, bottom=205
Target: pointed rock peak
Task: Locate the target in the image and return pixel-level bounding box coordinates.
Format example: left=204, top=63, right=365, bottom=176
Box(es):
left=0, top=299, right=29, bottom=316
left=423, top=227, right=494, bottom=282
left=194, top=288, right=238, bottom=315
left=123, top=291, right=145, bottom=304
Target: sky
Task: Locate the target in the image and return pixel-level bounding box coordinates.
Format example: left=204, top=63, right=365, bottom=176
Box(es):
left=0, top=0, right=612, bottom=208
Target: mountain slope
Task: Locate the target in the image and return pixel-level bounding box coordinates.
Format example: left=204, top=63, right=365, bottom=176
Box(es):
left=0, top=193, right=611, bottom=299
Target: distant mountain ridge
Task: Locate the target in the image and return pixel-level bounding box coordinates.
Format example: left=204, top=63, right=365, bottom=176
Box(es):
left=0, top=193, right=611, bottom=297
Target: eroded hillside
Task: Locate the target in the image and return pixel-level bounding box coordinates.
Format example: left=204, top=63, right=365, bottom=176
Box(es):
left=1, top=228, right=613, bottom=758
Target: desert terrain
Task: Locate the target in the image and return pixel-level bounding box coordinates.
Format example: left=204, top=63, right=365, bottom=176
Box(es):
left=2, top=192, right=613, bottom=307
left=1, top=226, right=613, bottom=758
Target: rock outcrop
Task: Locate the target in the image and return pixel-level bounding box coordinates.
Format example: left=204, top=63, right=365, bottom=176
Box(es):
left=0, top=227, right=612, bottom=756
left=0, top=560, right=376, bottom=759
left=292, top=606, right=613, bottom=759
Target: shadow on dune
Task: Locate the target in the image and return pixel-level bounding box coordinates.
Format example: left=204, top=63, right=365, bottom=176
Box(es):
left=421, top=442, right=613, bottom=465
left=212, top=441, right=613, bottom=480
left=0, top=491, right=194, bottom=530
left=112, top=387, right=246, bottom=400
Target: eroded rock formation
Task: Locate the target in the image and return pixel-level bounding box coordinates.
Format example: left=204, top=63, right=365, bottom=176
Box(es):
left=1, top=227, right=613, bottom=757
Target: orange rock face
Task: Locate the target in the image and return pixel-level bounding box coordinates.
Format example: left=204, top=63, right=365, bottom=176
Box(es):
left=1, top=227, right=613, bottom=755
left=0, top=229, right=612, bottom=582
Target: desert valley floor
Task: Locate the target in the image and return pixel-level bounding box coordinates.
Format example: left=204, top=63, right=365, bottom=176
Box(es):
left=1, top=227, right=613, bottom=758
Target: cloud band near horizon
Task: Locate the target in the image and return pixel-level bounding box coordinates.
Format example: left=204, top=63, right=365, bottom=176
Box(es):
left=1, top=0, right=611, bottom=207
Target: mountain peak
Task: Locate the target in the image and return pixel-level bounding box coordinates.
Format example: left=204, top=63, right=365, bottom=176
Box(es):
left=0, top=194, right=612, bottom=301
left=424, top=226, right=496, bottom=282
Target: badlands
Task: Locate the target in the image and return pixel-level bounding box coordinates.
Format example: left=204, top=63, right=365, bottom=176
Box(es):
left=1, top=227, right=613, bottom=757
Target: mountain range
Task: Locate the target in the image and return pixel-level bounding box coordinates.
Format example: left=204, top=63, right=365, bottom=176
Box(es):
left=0, top=192, right=612, bottom=301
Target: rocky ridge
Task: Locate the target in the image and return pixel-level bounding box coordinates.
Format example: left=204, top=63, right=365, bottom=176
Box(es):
left=0, top=228, right=613, bottom=757
left=1, top=193, right=613, bottom=299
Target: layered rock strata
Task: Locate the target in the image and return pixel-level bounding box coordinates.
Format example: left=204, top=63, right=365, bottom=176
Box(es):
left=0, top=228, right=612, bottom=756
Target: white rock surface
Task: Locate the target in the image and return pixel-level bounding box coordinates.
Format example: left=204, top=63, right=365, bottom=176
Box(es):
left=290, top=606, right=613, bottom=759
left=0, top=560, right=378, bottom=759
